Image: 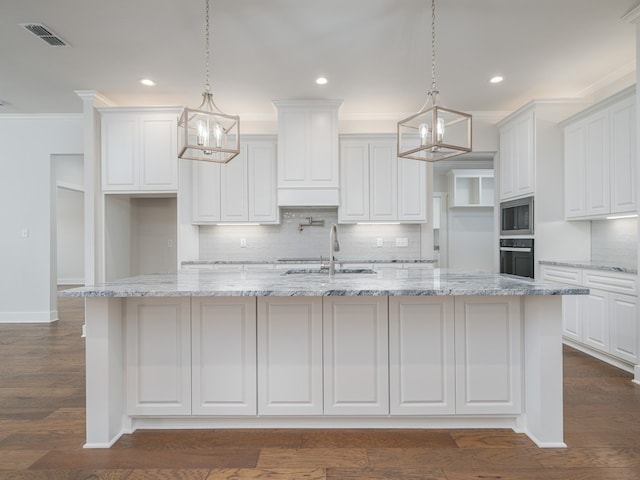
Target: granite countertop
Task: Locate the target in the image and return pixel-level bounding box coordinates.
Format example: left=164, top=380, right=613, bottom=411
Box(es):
left=182, top=258, right=437, bottom=265
left=539, top=260, right=637, bottom=274
left=59, top=267, right=588, bottom=298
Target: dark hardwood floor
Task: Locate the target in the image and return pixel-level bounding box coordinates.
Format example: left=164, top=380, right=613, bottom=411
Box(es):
left=1, top=293, right=640, bottom=479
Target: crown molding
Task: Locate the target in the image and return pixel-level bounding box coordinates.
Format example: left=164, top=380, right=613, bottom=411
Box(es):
left=74, top=90, right=116, bottom=107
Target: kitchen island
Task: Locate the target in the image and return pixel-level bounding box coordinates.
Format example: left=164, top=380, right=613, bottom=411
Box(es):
left=60, top=267, right=588, bottom=449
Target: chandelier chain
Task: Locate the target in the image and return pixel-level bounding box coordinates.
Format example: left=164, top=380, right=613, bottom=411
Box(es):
left=430, top=0, right=437, bottom=95
left=204, top=0, right=210, bottom=92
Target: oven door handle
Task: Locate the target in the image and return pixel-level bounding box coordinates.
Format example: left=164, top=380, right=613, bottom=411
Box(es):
left=499, top=247, right=532, bottom=253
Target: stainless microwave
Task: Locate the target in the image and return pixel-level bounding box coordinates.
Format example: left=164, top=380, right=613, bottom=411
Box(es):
left=500, top=196, right=534, bottom=236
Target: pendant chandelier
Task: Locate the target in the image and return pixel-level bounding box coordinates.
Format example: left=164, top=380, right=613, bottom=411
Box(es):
left=397, top=0, right=472, bottom=162
left=178, top=0, right=240, bottom=163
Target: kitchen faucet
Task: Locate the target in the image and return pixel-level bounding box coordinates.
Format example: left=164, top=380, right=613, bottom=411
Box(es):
left=322, top=223, right=340, bottom=275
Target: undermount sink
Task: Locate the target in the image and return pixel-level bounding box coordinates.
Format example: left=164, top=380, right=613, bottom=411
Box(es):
left=282, top=268, right=377, bottom=275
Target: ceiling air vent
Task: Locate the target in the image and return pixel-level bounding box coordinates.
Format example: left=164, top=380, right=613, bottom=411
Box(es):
left=20, top=23, right=70, bottom=47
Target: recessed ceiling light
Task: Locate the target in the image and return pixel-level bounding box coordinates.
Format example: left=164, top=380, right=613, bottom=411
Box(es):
left=490, top=76, right=504, bottom=84
left=316, top=77, right=328, bottom=85
left=140, top=78, right=156, bottom=87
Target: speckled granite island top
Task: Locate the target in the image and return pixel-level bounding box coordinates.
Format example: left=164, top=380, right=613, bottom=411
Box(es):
left=59, top=268, right=588, bottom=298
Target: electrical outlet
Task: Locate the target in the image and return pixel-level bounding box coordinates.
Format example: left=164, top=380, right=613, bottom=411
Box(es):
left=21, top=228, right=29, bottom=238
left=167, top=239, right=173, bottom=247
left=240, top=237, right=247, bottom=248
left=395, top=237, right=409, bottom=247
left=376, top=237, right=383, bottom=247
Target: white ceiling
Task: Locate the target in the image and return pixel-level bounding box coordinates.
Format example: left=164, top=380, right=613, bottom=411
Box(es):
left=0, top=0, right=637, bottom=118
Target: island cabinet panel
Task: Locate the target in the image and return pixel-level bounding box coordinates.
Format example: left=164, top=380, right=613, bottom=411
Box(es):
left=388, top=297, right=455, bottom=415
left=323, top=297, right=389, bottom=415
left=257, top=298, right=323, bottom=415
left=125, top=298, right=191, bottom=415
left=191, top=298, right=257, bottom=415
left=454, top=297, right=522, bottom=415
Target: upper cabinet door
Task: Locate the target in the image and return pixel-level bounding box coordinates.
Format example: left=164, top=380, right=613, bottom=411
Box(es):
left=397, top=156, right=427, bottom=221
left=102, top=114, right=139, bottom=191
left=585, top=111, right=610, bottom=217
left=564, top=122, right=587, bottom=218
left=609, top=96, right=636, bottom=214
left=192, top=161, right=221, bottom=223
left=369, top=142, right=398, bottom=221
left=139, top=114, right=178, bottom=191
left=514, top=110, right=535, bottom=197
left=220, top=153, right=248, bottom=222
left=339, top=141, right=370, bottom=223
left=248, top=142, right=279, bottom=223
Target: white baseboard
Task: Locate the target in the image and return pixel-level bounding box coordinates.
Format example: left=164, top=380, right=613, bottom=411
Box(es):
left=0, top=310, right=58, bottom=323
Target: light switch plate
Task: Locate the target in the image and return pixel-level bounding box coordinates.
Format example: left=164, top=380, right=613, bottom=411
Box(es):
left=376, top=237, right=383, bottom=247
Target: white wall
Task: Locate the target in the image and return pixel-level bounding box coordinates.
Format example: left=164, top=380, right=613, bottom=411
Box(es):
left=54, top=154, right=84, bottom=285
left=0, top=115, right=83, bottom=323
left=447, top=208, right=495, bottom=271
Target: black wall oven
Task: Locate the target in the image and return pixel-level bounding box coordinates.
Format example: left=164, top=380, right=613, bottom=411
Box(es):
left=499, top=238, right=534, bottom=279
left=500, top=196, right=534, bottom=236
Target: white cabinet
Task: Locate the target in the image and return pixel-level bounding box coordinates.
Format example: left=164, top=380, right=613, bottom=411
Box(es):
left=540, top=265, right=583, bottom=342
left=191, top=298, right=256, bottom=415
left=125, top=297, right=191, bottom=415
left=454, top=296, right=522, bottom=414
left=499, top=109, right=534, bottom=200
left=101, top=109, right=179, bottom=193
left=192, top=138, right=278, bottom=224
left=323, top=297, right=389, bottom=415
left=541, top=264, right=638, bottom=367
left=275, top=100, right=341, bottom=206
left=339, top=137, right=426, bottom=223
left=448, top=169, right=494, bottom=207
left=564, top=88, right=636, bottom=219
left=388, top=297, right=455, bottom=415
left=609, top=95, right=636, bottom=214
left=398, top=156, right=428, bottom=221
left=257, top=297, right=323, bottom=415
left=610, top=292, right=638, bottom=364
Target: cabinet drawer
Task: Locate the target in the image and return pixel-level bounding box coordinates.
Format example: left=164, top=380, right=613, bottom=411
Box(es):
left=540, top=266, right=582, bottom=286
left=583, top=271, right=637, bottom=296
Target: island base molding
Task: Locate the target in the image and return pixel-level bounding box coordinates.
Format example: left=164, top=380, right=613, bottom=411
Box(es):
left=84, top=294, right=565, bottom=449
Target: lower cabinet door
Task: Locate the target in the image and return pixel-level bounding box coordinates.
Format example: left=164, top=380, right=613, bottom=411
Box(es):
left=454, top=296, right=522, bottom=415
left=323, top=297, right=389, bottom=415
left=609, top=292, right=638, bottom=364
left=257, top=297, right=323, bottom=415
left=562, top=295, right=583, bottom=342
left=583, top=289, right=609, bottom=353
left=389, top=297, right=455, bottom=415
left=125, top=297, right=191, bottom=415
left=191, top=298, right=257, bottom=415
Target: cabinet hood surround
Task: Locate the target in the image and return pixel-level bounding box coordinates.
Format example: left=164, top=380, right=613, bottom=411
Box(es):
left=275, top=100, right=342, bottom=207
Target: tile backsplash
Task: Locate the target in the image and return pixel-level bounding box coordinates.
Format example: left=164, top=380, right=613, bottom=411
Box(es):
left=591, top=217, right=637, bottom=268
left=199, top=208, right=422, bottom=261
